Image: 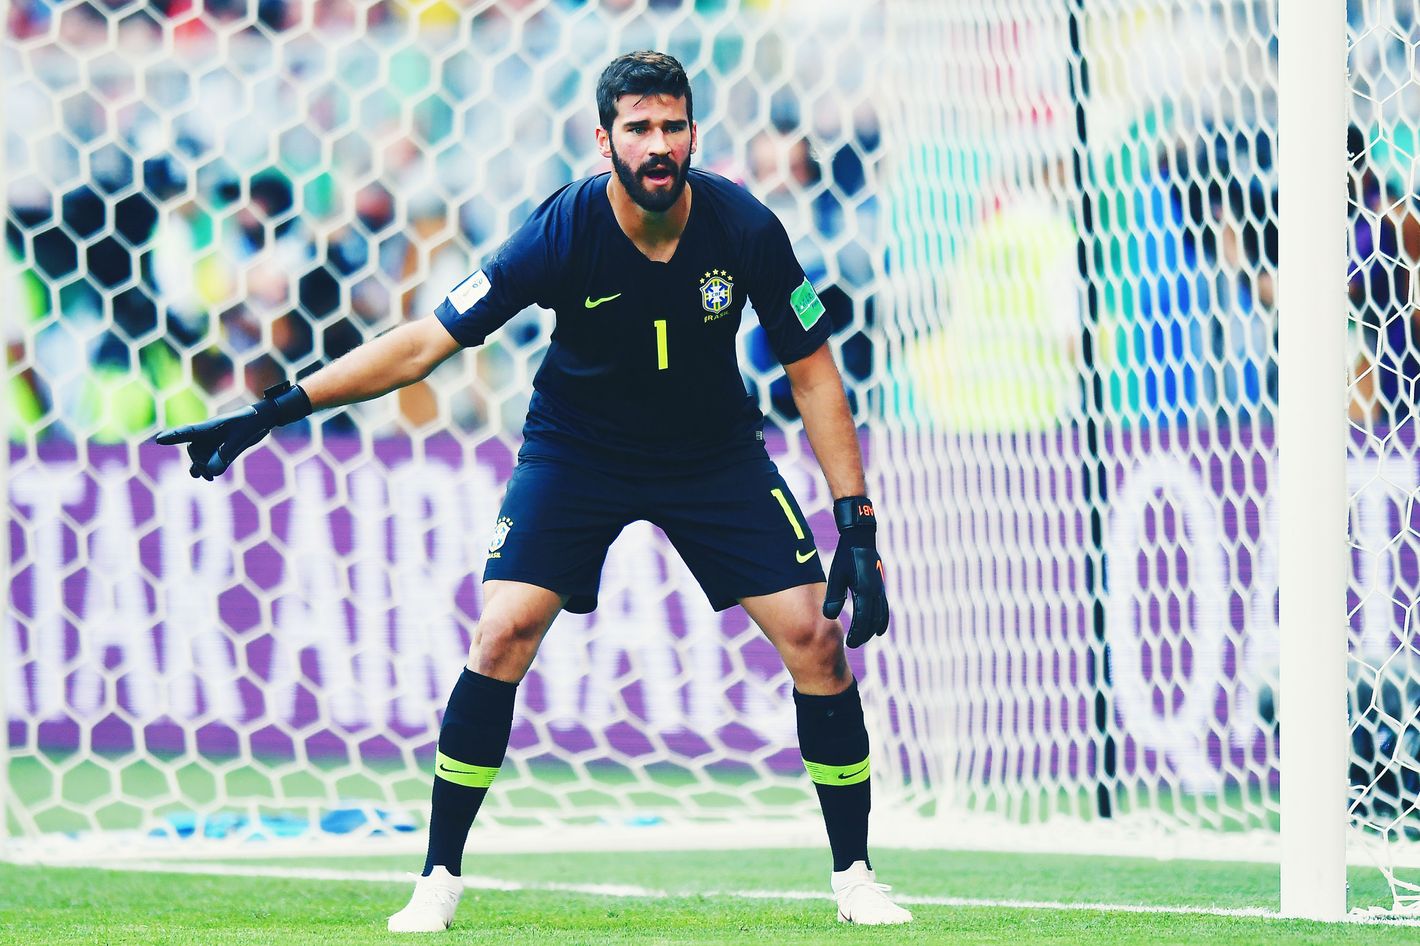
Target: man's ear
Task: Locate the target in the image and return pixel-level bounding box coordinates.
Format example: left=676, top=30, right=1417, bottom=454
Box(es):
left=690, top=122, right=698, bottom=155
left=596, top=126, right=612, bottom=160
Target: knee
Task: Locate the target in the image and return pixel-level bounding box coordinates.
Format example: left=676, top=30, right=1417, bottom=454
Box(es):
left=782, top=616, right=849, bottom=679
left=466, top=616, right=542, bottom=682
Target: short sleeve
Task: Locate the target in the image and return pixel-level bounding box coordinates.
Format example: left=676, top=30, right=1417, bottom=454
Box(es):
left=434, top=190, right=567, bottom=347
left=744, top=213, right=832, bottom=365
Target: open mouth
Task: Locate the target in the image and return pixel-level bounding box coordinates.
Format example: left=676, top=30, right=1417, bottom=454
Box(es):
left=642, top=166, right=674, bottom=184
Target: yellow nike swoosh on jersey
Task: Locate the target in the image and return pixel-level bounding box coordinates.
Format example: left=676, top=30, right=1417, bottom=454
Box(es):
left=796, top=548, right=819, bottom=564
left=584, top=293, right=622, bottom=308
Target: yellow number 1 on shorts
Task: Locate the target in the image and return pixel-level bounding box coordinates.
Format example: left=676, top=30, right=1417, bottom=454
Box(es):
left=770, top=487, right=806, bottom=540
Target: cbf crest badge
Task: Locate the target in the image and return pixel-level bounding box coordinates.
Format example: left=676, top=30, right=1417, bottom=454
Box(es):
left=699, top=269, right=734, bottom=315
left=488, top=516, right=514, bottom=554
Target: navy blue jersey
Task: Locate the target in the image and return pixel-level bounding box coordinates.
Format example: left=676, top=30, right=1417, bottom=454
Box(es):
left=434, top=169, right=830, bottom=471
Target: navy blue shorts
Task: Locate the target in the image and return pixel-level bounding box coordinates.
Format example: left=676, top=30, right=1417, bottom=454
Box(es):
left=483, top=454, right=826, bottom=613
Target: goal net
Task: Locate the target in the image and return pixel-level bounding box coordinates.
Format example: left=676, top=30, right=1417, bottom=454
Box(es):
left=2, top=0, right=894, bottom=858
left=878, top=0, right=1417, bottom=913
left=2, top=0, right=1416, bottom=914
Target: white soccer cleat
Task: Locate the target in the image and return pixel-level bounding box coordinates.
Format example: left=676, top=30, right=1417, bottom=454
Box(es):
left=387, top=866, right=463, bottom=933
left=831, top=861, right=913, bottom=925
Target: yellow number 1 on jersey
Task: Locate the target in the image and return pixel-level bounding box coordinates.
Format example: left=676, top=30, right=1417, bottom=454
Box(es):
left=654, top=319, right=669, bottom=370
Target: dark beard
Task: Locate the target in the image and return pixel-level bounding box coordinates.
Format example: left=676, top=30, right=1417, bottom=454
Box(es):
left=610, top=144, right=690, bottom=213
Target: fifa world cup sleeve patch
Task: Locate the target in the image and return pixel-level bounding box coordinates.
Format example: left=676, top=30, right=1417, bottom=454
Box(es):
left=447, top=269, right=492, bottom=314
left=790, top=277, right=825, bottom=330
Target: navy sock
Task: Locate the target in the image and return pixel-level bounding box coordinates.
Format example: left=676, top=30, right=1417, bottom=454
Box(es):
left=422, top=669, right=517, bottom=877
left=795, top=681, right=872, bottom=873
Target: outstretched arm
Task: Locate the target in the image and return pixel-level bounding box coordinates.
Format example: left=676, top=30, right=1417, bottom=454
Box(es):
left=300, top=315, right=463, bottom=410
left=785, top=343, right=888, bottom=648
left=157, top=315, right=463, bottom=479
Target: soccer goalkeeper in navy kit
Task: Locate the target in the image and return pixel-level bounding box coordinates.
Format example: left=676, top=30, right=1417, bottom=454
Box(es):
left=157, top=51, right=911, bottom=931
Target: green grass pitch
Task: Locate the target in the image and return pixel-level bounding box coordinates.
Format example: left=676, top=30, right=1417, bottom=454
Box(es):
left=2, top=848, right=1415, bottom=944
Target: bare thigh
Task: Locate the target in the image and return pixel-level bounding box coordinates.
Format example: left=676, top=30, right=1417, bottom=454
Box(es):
left=739, top=582, right=851, bottom=696
left=466, top=580, right=568, bottom=683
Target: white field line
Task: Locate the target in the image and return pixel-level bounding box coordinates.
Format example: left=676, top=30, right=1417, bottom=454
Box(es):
left=32, top=858, right=1420, bottom=928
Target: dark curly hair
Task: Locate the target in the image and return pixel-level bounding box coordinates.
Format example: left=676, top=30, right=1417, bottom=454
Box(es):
left=596, top=51, right=693, bottom=131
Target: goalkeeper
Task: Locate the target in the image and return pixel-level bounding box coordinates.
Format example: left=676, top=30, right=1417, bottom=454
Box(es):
left=157, top=50, right=910, bottom=931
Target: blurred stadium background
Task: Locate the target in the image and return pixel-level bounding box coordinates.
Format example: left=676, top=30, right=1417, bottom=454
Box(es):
left=3, top=0, right=1420, bottom=931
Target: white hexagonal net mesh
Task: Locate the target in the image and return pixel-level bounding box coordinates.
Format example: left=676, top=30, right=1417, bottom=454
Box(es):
left=2, top=0, right=887, bottom=858
left=0, top=0, right=1416, bottom=913
left=1346, top=0, right=1420, bottom=914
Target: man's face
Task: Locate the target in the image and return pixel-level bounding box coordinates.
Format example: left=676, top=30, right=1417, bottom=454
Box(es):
left=598, top=93, right=695, bottom=213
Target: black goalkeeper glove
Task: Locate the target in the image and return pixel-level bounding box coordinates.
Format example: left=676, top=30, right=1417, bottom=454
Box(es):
left=155, top=381, right=312, bottom=480
left=821, top=495, right=890, bottom=648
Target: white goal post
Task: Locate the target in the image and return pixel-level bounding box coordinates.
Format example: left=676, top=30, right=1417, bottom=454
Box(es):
left=1276, top=0, right=1346, bottom=922
left=2, top=0, right=1417, bottom=920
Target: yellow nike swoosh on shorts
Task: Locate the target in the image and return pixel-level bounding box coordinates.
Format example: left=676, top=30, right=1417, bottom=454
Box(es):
left=796, top=548, right=818, bottom=564
left=585, top=293, right=622, bottom=308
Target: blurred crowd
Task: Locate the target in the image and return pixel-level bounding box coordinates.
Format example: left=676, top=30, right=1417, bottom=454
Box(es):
left=10, top=0, right=1415, bottom=444
left=897, top=0, right=1420, bottom=435
left=1346, top=0, right=1420, bottom=429
left=890, top=2, right=1283, bottom=435
left=3, top=0, right=881, bottom=442
left=1099, top=124, right=1279, bottom=430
